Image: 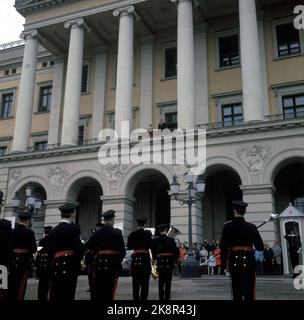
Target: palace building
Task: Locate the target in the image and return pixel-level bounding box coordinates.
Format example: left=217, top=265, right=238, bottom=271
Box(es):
left=0, top=0, right=303, bottom=261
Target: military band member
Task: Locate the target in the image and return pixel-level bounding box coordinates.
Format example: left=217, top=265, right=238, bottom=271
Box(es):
left=127, top=218, right=153, bottom=301
left=89, top=210, right=126, bottom=301
left=36, top=226, right=53, bottom=301
left=152, top=224, right=179, bottom=301
left=45, top=204, right=84, bottom=302
left=220, top=201, right=264, bottom=301
left=0, top=191, right=12, bottom=301
left=9, top=210, right=37, bottom=301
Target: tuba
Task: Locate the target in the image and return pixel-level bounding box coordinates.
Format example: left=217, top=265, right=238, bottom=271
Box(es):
left=149, top=249, right=158, bottom=280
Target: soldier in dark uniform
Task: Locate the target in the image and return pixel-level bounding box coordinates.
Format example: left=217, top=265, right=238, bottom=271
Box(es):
left=0, top=191, right=12, bottom=301
left=284, top=230, right=302, bottom=278
left=9, top=210, right=37, bottom=301
left=89, top=210, right=126, bottom=301
left=44, top=203, right=84, bottom=302
left=220, top=201, right=264, bottom=301
left=152, top=224, right=179, bottom=301
left=127, top=217, right=153, bottom=301
left=36, top=226, right=53, bottom=301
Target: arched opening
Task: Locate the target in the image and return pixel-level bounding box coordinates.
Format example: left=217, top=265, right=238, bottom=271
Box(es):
left=67, top=177, right=103, bottom=241
left=202, top=166, right=243, bottom=242
left=274, top=162, right=304, bottom=214
left=129, top=169, right=171, bottom=230
left=15, top=182, right=47, bottom=240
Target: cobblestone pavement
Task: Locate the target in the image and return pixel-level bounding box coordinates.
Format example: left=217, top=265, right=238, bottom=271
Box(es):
left=24, top=275, right=303, bottom=300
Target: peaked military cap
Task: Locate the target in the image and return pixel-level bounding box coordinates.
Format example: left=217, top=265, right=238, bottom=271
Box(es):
left=0, top=191, right=4, bottom=204
left=59, top=203, right=76, bottom=214
left=136, top=217, right=147, bottom=226
left=232, top=200, right=248, bottom=208
left=18, top=210, right=32, bottom=221
left=157, top=223, right=170, bottom=230
left=102, top=210, right=116, bottom=220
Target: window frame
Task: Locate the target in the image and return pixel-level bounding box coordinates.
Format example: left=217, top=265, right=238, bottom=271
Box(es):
left=78, top=117, right=89, bottom=144
left=282, top=94, right=304, bottom=119
left=272, top=16, right=304, bottom=60
left=38, top=85, right=52, bottom=113
left=81, top=62, right=90, bottom=95
left=0, top=90, right=15, bottom=119
left=215, top=29, right=241, bottom=70
left=34, top=140, right=48, bottom=152
left=0, top=145, right=8, bottom=156
left=161, top=42, right=177, bottom=80
left=159, top=102, right=178, bottom=131
left=221, top=102, right=243, bottom=127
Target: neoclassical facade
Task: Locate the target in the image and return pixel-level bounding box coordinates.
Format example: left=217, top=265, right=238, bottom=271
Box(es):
left=0, top=0, right=304, bottom=264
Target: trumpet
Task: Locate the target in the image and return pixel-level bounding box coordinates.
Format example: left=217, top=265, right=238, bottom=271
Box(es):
left=149, top=249, right=158, bottom=280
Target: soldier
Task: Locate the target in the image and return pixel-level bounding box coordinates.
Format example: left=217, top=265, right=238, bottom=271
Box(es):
left=89, top=210, right=126, bottom=301
left=36, top=226, right=53, bottom=301
left=220, top=201, right=264, bottom=301
left=9, top=210, right=37, bottom=301
left=152, top=224, right=179, bottom=301
left=284, top=229, right=302, bottom=278
left=45, top=203, right=84, bottom=302
left=127, top=217, right=153, bottom=301
left=0, top=191, right=12, bottom=301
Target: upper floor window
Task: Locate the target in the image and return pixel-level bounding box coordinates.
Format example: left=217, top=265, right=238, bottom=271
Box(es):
left=218, top=34, right=240, bottom=68
left=159, top=104, right=177, bottom=131
left=0, top=92, right=14, bottom=119
left=38, top=86, right=52, bottom=112
left=0, top=146, right=8, bottom=156
left=222, top=103, right=243, bottom=126
left=34, top=141, right=47, bottom=152
left=276, top=22, right=301, bottom=57
left=81, top=64, right=89, bottom=94
left=163, top=46, right=177, bottom=79
left=282, top=94, right=304, bottom=119
left=78, top=125, right=85, bottom=145
left=108, top=112, right=115, bottom=129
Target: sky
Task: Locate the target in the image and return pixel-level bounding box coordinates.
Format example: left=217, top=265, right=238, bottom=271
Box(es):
left=0, top=0, right=25, bottom=44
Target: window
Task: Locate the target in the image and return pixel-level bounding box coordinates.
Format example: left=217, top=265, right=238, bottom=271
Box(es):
left=219, top=34, right=240, bottom=68
left=108, top=112, right=115, bottom=129
left=294, top=196, right=304, bottom=213
left=11, top=68, right=16, bottom=74
left=282, top=94, right=304, bottom=119
left=42, top=61, right=48, bottom=68
left=4, top=70, right=9, bottom=76
left=38, top=86, right=52, bottom=112
left=0, top=146, right=7, bottom=156
left=34, top=141, right=47, bottom=152
left=276, top=23, right=301, bottom=57
left=160, top=104, right=177, bottom=131
left=81, top=64, right=89, bottom=94
left=222, top=103, right=243, bottom=126
left=1, top=93, right=13, bottom=119
left=164, top=47, right=177, bottom=79
left=78, top=125, right=85, bottom=145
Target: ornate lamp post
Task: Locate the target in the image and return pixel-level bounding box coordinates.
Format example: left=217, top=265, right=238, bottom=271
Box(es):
left=12, top=182, right=44, bottom=215
left=170, top=167, right=205, bottom=278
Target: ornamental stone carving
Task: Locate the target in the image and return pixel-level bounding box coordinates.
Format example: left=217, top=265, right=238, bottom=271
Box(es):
left=8, top=170, right=22, bottom=189
left=237, top=145, right=271, bottom=176
left=48, top=166, right=70, bottom=187
left=101, top=163, right=129, bottom=192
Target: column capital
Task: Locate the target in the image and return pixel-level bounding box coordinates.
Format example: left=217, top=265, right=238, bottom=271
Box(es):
left=113, top=5, right=135, bottom=17
left=20, top=29, right=39, bottom=41
left=64, top=18, right=90, bottom=32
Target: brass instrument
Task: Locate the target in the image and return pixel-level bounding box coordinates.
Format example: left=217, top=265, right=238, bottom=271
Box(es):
left=149, top=249, right=158, bottom=280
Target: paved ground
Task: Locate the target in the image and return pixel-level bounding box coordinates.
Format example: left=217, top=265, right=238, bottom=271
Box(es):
left=24, top=275, right=304, bottom=300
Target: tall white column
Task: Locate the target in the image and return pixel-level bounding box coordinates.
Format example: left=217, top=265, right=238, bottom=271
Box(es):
left=48, top=56, right=64, bottom=145
left=171, top=0, right=195, bottom=129
left=140, top=36, right=154, bottom=129
left=12, top=30, right=39, bottom=153
left=239, top=0, right=264, bottom=122
left=113, top=6, right=134, bottom=137
left=194, top=24, right=209, bottom=126
left=61, top=18, right=85, bottom=146
left=92, top=46, right=107, bottom=138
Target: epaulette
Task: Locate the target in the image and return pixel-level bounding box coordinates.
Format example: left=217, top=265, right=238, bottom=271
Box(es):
left=224, top=220, right=232, bottom=225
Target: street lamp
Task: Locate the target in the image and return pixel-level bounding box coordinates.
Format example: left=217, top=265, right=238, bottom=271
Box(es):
left=12, top=183, right=44, bottom=215
left=170, top=166, right=205, bottom=278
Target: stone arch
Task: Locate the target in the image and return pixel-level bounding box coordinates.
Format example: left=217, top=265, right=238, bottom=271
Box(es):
left=63, top=170, right=109, bottom=201
left=262, top=148, right=304, bottom=184
left=119, top=164, right=173, bottom=196
left=7, top=175, right=51, bottom=203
